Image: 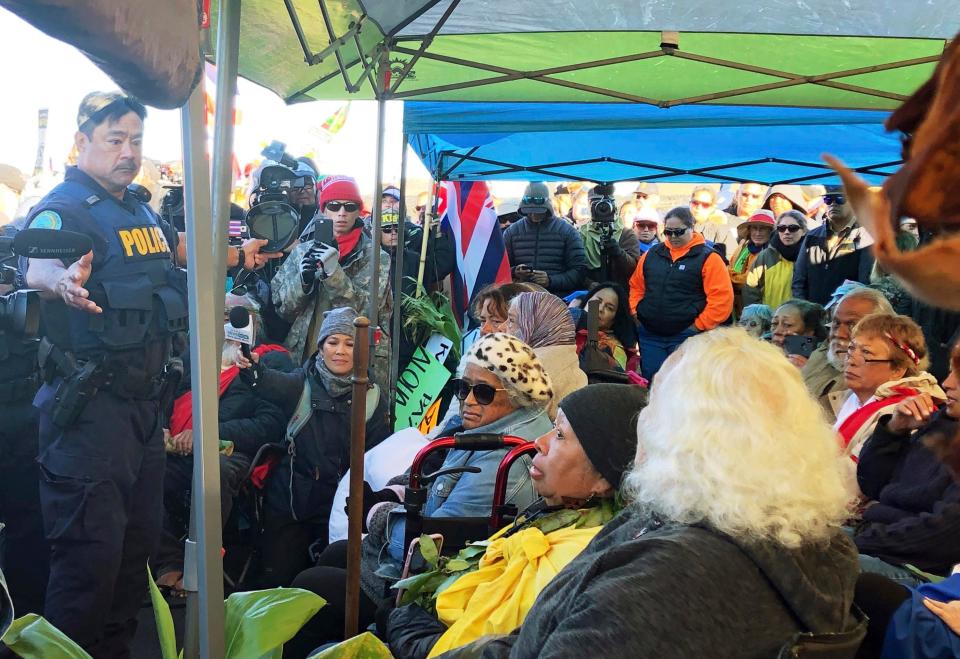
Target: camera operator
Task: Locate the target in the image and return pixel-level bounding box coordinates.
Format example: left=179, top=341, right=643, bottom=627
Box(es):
left=578, top=184, right=641, bottom=290
left=22, top=91, right=280, bottom=656
left=0, top=223, right=48, bottom=618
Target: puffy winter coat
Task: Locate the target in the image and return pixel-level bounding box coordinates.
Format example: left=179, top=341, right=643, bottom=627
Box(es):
left=503, top=214, right=587, bottom=297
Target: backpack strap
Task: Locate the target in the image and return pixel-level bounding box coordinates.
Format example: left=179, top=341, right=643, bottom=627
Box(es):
left=285, top=377, right=314, bottom=443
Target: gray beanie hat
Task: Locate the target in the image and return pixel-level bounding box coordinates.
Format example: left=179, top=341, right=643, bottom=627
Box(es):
left=559, top=384, right=648, bottom=488
left=318, top=306, right=357, bottom=346
left=519, top=182, right=552, bottom=216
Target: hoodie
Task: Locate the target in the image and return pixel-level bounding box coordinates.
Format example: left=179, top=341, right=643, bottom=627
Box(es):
left=437, top=508, right=860, bottom=659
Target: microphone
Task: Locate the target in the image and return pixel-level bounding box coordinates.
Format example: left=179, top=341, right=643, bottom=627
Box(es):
left=9, top=229, right=93, bottom=260
left=227, top=306, right=256, bottom=362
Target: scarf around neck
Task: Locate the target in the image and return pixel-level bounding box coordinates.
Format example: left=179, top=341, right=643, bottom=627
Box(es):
left=770, top=232, right=803, bottom=262
left=314, top=351, right=354, bottom=398
left=335, top=225, right=363, bottom=261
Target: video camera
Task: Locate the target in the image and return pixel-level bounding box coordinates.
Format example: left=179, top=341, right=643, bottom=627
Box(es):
left=589, top=183, right=617, bottom=224
left=0, top=227, right=93, bottom=337
left=245, top=141, right=309, bottom=253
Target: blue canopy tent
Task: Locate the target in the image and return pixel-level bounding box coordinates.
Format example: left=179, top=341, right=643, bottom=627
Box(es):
left=404, top=102, right=903, bottom=185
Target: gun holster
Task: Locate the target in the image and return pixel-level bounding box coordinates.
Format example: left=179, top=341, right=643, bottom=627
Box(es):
left=158, top=357, right=184, bottom=421
left=50, top=359, right=102, bottom=429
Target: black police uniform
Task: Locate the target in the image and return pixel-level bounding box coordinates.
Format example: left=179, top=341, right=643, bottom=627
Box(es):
left=0, top=329, right=47, bottom=616
left=27, top=166, right=187, bottom=657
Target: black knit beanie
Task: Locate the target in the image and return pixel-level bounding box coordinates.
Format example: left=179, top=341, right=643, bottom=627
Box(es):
left=558, top=384, right=648, bottom=489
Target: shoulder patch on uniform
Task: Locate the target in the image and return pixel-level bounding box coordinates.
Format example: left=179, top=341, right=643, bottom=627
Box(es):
left=29, top=210, right=63, bottom=230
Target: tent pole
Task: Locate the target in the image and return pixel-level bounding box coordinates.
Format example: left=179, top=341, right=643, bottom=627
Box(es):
left=182, top=1, right=239, bottom=657
left=389, top=133, right=410, bottom=427
left=366, top=51, right=388, bottom=338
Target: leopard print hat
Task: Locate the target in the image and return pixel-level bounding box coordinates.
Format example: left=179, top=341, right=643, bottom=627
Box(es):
left=464, top=332, right=554, bottom=408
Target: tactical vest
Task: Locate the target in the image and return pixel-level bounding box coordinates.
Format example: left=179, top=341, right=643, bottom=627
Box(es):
left=40, top=180, right=188, bottom=359
left=636, top=242, right=711, bottom=336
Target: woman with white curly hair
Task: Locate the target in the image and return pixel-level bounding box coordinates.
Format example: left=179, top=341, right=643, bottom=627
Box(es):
left=441, top=328, right=861, bottom=658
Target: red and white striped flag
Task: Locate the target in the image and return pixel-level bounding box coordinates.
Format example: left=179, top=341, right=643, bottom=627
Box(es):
left=437, top=181, right=511, bottom=328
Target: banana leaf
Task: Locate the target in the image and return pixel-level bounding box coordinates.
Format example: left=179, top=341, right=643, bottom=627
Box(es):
left=400, top=282, right=462, bottom=362
left=224, top=587, right=326, bottom=658
left=147, top=567, right=179, bottom=659
left=307, top=631, right=394, bottom=658
left=0, top=614, right=92, bottom=659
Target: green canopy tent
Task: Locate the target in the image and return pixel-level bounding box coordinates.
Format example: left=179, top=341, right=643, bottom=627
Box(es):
left=216, top=0, right=951, bottom=109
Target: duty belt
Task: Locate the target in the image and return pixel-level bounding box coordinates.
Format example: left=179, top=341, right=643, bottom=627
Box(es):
left=39, top=337, right=171, bottom=400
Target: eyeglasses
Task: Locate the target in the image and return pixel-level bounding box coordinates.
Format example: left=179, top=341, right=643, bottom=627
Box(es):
left=522, top=195, right=546, bottom=205
left=738, top=320, right=761, bottom=329
left=325, top=201, right=360, bottom=212
left=663, top=227, right=689, bottom=238
left=846, top=342, right=894, bottom=364
left=823, top=194, right=846, bottom=206
left=451, top=378, right=507, bottom=405
left=690, top=200, right=712, bottom=209
left=634, top=193, right=649, bottom=200
left=777, top=224, right=802, bottom=234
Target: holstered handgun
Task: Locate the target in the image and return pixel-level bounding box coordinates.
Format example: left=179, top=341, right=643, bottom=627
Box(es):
left=50, top=359, right=102, bottom=428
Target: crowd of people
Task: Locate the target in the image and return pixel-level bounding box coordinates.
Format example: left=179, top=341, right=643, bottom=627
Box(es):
left=2, top=90, right=960, bottom=659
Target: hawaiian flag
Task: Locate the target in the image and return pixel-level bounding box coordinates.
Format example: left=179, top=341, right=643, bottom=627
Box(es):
left=437, top=181, right=511, bottom=328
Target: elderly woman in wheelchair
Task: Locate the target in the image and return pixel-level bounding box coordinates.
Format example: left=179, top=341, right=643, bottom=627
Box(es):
left=282, top=333, right=556, bottom=657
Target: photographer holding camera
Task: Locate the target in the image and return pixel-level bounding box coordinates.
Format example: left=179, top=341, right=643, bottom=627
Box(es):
left=271, top=175, right=392, bottom=387
left=578, top=184, right=641, bottom=290
left=504, top=182, right=587, bottom=298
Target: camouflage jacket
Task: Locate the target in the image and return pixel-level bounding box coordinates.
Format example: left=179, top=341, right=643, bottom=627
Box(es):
left=271, top=231, right=392, bottom=381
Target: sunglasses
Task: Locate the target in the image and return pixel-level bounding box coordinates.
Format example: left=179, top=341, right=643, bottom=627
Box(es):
left=634, top=193, right=649, bottom=200
left=381, top=225, right=398, bottom=234
left=777, top=224, right=802, bottom=234
left=522, top=195, right=546, bottom=205
left=325, top=201, right=360, bottom=212
left=822, top=194, right=846, bottom=206
left=634, top=222, right=658, bottom=229
left=690, top=200, right=712, bottom=209
left=451, top=378, right=507, bottom=405
left=663, top=227, right=689, bottom=238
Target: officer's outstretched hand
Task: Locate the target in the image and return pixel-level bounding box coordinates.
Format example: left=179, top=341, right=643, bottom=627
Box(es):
left=56, top=251, right=101, bottom=314
left=241, top=238, right=283, bottom=271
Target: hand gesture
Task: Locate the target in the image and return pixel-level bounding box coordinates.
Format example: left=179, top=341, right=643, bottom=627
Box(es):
left=241, top=238, right=283, bottom=271
left=887, top=393, right=938, bottom=435
left=56, top=251, right=101, bottom=313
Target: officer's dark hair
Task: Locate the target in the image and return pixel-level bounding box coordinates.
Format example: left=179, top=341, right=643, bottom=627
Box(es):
left=664, top=206, right=696, bottom=229
left=79, top=98, right=148, bottom=138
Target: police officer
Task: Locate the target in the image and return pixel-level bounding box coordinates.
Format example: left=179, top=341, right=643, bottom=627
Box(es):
left=0, top=224, right=48, bottom=618
left=23, top=91, right=278, bottom=657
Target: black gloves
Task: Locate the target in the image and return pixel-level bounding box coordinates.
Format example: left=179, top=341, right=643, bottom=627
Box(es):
left=600, top=233, right=622, bottom=255
left=300, top=246, right=321, bottom=292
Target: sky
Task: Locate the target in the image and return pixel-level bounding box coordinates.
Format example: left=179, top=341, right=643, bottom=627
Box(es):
left=0, top=7, right=437, bottom=195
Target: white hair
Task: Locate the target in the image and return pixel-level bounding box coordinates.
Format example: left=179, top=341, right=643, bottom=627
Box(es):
left=624, top=328, right=851, bottom=548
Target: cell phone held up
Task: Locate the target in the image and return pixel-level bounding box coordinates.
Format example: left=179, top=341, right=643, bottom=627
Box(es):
left=312, top=216, right=337, bottom=252
left=783, top=334, right=817, bottom=360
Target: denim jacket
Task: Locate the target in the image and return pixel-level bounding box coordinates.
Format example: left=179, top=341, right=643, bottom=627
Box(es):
left=383, top=405, right=551, bottom=563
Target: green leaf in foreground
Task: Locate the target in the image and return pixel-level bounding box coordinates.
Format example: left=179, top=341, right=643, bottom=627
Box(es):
left=0, top=614, right=92, bottom=659
left=307, top=631, right=393, bottom=658
left=146, top=567, right=179, bottom=659
left=419, top=534, right=439, bottom=568
left=224, top=587, right=326, bottom=658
